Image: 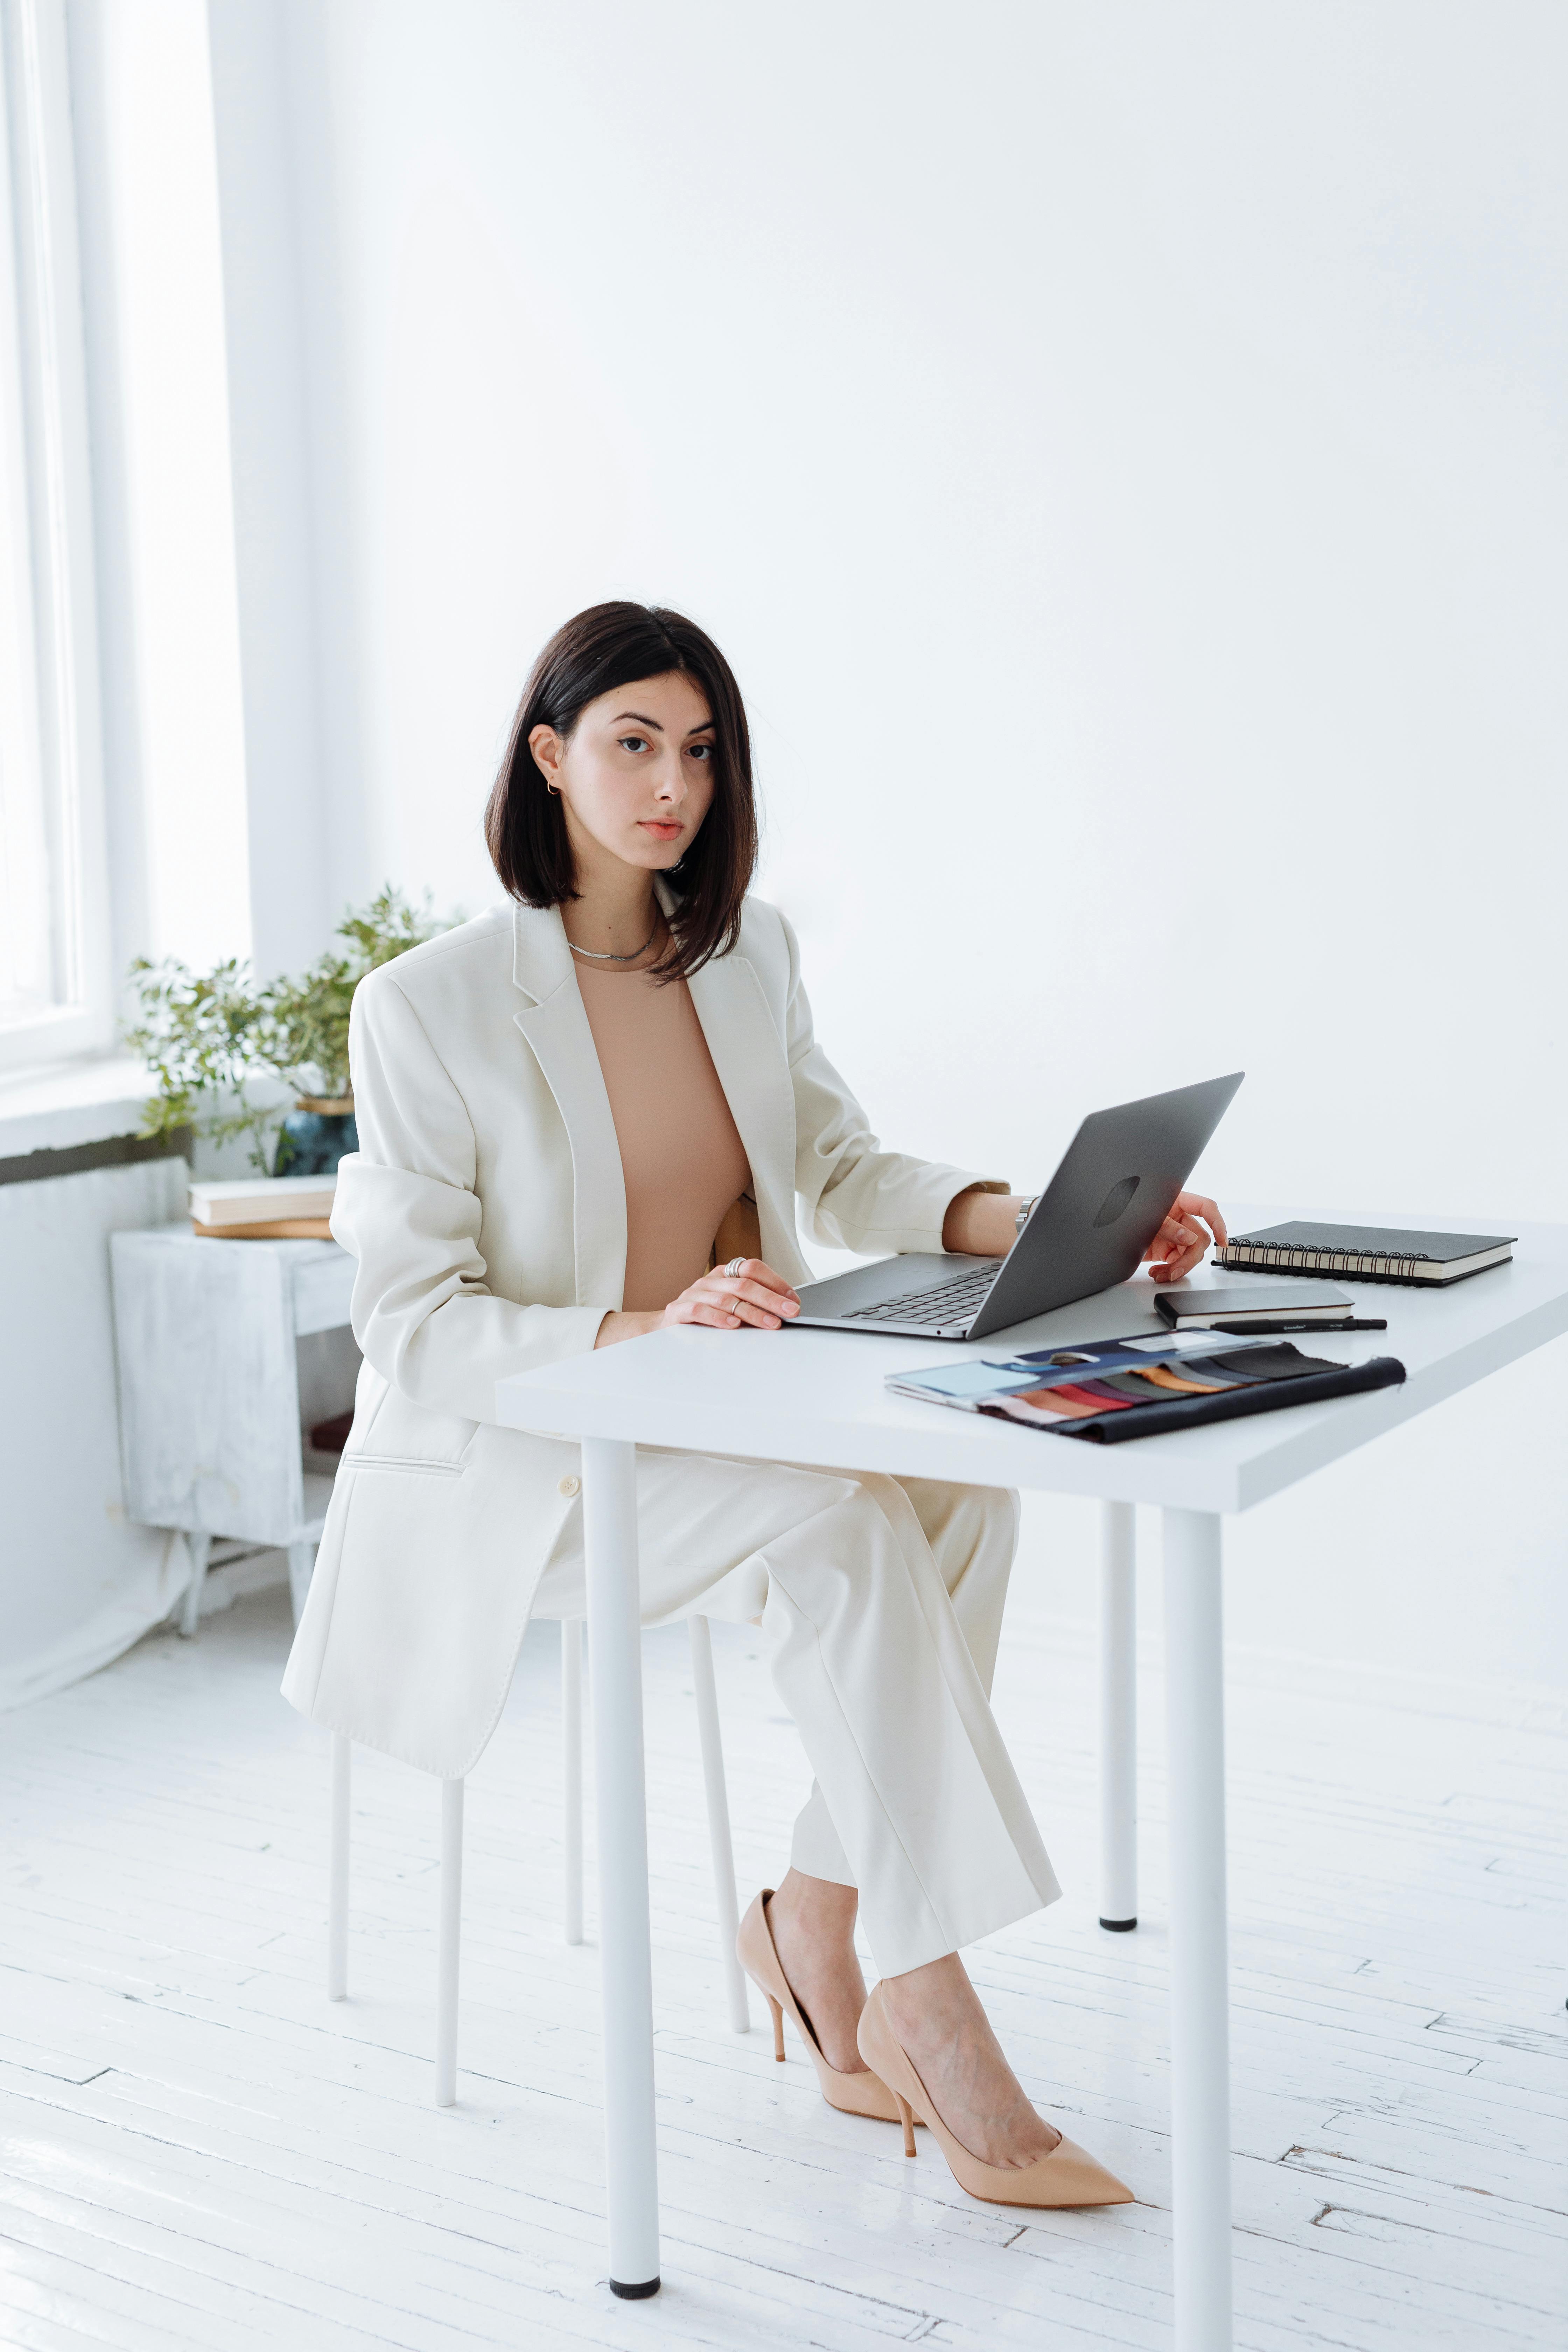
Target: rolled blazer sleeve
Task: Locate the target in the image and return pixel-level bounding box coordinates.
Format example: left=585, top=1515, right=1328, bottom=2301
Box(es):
left=779, top=912, right=1008, bottom=1253
left=332, top=969, right=606, bottom=1423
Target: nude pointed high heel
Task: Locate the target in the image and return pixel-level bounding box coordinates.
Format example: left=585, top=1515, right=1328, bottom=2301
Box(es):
left=856, top=1982, right=1134, bottom=2207
left=736, top=1890, right=908, bottom=2125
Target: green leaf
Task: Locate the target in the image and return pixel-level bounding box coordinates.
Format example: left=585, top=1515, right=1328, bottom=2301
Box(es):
left=121, top=888, right=455, bottom=1143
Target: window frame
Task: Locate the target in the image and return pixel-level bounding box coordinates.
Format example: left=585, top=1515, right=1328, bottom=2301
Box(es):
left=0, top=0, right=109, bottom=1073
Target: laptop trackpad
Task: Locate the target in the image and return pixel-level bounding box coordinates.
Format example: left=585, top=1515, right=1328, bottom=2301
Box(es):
left=792, top=1252, right=974, bottom=1320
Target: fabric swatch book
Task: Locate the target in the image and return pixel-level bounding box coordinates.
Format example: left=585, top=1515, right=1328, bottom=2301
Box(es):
left=1215, top=1221, right=1513, bottom=1286
left=888, top=1331, right=1405, bottom=1445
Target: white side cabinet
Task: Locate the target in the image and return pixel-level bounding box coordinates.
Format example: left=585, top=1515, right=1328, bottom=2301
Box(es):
left=110, top=1224, right=358, bottom=1634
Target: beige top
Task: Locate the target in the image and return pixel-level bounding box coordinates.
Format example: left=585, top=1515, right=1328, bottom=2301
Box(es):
left=573, top=957, right=752, bottom=1312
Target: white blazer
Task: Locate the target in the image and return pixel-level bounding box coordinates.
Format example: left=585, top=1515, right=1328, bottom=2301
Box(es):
left=281, top=887, right=1001, bottom=1776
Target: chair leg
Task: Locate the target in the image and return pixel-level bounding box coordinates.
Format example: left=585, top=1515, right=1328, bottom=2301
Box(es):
left=177, top=1531, right=211, bottom=1639
left=329, top=1732, right=350, bottom=1999
left=563, top=1620, right=584, bottom=1946
left=435, top=1776, right=463, bottom=2106
left=688, top=1615, right=749, bottom=2034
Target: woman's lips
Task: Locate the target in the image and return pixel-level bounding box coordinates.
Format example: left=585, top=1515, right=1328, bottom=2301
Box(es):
left=639, top=821, right=684, bottom=839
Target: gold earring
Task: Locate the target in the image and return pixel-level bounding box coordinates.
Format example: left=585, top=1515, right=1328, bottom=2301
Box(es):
left=545, top=780, right=559, bottom=796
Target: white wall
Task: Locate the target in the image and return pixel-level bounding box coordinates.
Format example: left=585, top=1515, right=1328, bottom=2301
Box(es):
left=0, top=1156, right=188, bottom=1705
left=206, top=0, right=330, bottom=981
left=206, top=0, right=1566, bottom=1688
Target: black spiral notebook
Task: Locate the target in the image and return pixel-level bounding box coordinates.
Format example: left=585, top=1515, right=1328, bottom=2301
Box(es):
left=1214, top=1221, right=1514, bottom=1287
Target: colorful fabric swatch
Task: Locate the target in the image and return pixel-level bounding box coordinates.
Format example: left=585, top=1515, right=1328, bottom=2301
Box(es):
left=887, top=1331, right=1406, bottom=1445
left=1139, top=1364, right=1242, bottom=1395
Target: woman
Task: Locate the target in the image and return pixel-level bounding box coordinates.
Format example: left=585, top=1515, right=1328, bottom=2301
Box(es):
left=284, top=601, right=1224, bottom=2207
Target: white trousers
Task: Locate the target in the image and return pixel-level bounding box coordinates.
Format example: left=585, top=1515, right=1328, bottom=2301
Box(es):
left=533, top=1450, right=1061, bottom=1976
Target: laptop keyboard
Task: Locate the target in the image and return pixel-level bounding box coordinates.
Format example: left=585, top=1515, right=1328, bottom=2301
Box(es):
left=842, top=1264, right=1002, bottom=1330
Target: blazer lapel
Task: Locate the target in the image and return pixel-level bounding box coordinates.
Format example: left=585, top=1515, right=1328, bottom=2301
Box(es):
left=511, top=903, right=628, bottom=1309
left=685, top=945, right=804, bottom=1283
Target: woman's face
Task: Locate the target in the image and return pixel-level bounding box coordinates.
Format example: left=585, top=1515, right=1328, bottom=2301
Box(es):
left=530, top=671, right=716, bottom=878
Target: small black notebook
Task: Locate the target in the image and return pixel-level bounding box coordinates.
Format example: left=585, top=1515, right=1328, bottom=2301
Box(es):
left=1154, top=1281, right=1352, bottom=1329
left=1215, top=1222, right=1514, bottom=1287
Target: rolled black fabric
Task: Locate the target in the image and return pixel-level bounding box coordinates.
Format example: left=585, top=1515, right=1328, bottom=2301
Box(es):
left=1042, top=1355, right=1406, bottom=1444
left=1200, top=1344, right=1348, bottom=1381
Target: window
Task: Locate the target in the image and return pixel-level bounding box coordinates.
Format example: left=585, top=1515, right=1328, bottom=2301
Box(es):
left=0, top=0, right=108, bottom=1070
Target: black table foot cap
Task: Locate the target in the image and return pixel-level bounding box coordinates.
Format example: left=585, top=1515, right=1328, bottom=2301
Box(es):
left=610, top=2277, right=660, bottom=2301
left=1099, top=1916, right=1137, bottom=1933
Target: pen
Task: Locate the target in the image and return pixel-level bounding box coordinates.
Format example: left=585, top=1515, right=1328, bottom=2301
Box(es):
left=1191, top=1317, right=1390, bottom=1335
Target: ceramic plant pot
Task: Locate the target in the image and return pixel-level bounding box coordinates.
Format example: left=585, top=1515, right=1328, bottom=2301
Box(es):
left=272, top=1096, right=359, bottom=1177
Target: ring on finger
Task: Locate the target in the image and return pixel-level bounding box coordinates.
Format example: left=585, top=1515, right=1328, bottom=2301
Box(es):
left=723, top=1256, right=746, bottom=1279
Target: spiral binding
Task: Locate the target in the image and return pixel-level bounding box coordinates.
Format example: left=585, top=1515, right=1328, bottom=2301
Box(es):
left=1214, top=1240, right=1432, bottom=1284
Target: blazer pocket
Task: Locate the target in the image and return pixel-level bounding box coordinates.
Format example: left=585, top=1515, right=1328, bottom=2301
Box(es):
left=341, top=1452, right=463, bottom=1477
left=358, top=1387, right=480, bottom=1469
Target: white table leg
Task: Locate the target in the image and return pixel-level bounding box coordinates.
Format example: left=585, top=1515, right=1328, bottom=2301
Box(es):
left=328, top=1732, right=350, bottom=2000
left=435, top=1776, right=463, bottom=2107
left=177, top=1530, right=211, bottom=1638
left=563, top=1619, right=585, bottom=1946
left=582, top=1436, right=660, bottom=2299
left=1099, top=1500, right=1138, bottom=1931
left=1162, top=1507, right=1233, bottom=2352
left=688, top=1615, right=750, bottom=2035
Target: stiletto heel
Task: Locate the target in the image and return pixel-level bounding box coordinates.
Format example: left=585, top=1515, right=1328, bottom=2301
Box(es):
left=856, top=1983, right=1133, bottom=2208
left=895, top=2091, right=916, bottom=2159
left=736, top=1890, right=909, bottom=2125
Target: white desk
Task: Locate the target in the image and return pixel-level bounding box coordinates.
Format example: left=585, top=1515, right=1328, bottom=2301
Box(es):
left=496, top=1208, right=1568, bottom=2339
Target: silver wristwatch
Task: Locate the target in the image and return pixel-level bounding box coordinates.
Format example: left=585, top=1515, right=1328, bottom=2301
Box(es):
left=1015, top=1194, right=1038, bottom=1238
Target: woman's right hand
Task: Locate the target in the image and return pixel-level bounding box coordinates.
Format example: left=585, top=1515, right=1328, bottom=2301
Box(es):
left=667, top=1257, right=801, bottom=1331
left=595, top=1258, right=801, bottom=1347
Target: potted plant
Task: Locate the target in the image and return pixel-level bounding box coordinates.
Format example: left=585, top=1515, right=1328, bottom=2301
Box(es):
left=127, top=887, right=449, bottom=1175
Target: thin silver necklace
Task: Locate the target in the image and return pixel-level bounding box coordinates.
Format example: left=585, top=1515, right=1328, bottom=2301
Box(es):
left=565, top=913, right=660, bottom=964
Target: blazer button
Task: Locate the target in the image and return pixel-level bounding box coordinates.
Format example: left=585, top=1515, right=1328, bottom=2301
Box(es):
left=558, top=1474, right=581, bottom=1498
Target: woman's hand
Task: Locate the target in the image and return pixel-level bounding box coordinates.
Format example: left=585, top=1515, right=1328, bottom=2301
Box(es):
left=666, top=1257, right=801, bottom=1330
left=942, top=1185, right=1228, bottom=1281
left=1143, top=1191, right=1227, bottom=1283
left=595, top=1258, right=801, bottom=1347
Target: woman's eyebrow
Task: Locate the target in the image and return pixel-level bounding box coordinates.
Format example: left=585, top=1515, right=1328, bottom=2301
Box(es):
left=610, top=710, right=713, bottom=735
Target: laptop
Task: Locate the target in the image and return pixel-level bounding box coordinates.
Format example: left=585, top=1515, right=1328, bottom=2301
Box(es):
left=788, top=1071, right=1244, bottom=1342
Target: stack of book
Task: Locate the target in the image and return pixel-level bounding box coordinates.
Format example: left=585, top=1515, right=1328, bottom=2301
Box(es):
left=189, top=1177, right=337, bottom=1239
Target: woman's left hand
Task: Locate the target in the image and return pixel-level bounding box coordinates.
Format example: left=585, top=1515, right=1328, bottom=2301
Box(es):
left=1143, top=1191, right=1228, bottom=1283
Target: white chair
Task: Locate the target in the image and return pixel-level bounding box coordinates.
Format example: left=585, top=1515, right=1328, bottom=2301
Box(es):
left=326, top=1614, right=750, bottom=2102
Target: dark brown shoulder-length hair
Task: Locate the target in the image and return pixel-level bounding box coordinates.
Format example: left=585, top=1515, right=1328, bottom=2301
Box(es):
left=485, top=601, right=758, bottom=981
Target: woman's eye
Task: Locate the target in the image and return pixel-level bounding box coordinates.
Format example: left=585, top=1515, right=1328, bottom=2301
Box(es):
left=688, top=742, right=712, bottom=761
left=617, top=735, right=649, bottom=754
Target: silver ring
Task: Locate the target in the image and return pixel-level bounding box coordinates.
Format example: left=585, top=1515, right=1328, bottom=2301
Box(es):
left=723, top=1256, right=746, bottom=1279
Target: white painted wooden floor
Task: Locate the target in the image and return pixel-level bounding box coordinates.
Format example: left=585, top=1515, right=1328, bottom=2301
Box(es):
left=1, top=1564, right=1563, bottom=2351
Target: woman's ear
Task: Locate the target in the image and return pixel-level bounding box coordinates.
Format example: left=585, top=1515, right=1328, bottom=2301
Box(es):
left=528, top=722, right=564, bottom=793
